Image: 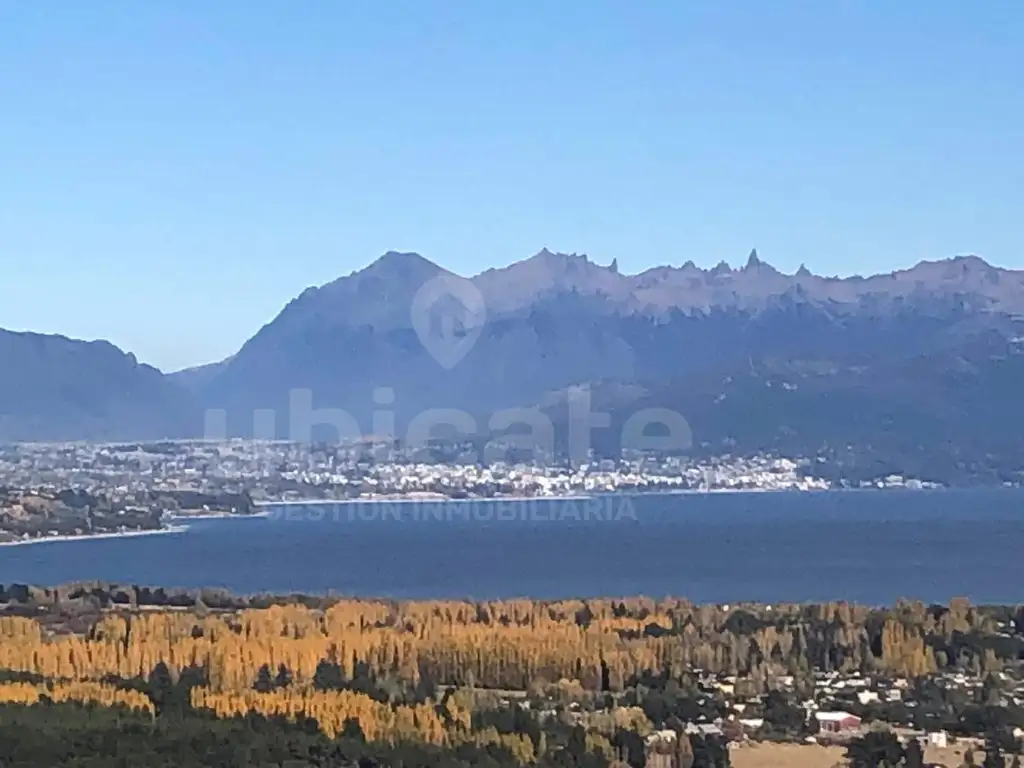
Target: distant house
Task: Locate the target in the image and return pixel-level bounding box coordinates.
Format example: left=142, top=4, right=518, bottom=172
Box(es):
left=927, top=731, right=948, bottom=749
left=814, top=711, right=862, bottom=734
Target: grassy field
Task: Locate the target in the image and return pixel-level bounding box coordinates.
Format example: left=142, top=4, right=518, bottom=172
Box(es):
left=730, top=742, right=978, bottom=768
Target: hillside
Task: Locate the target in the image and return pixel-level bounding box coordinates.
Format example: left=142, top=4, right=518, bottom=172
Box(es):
left=0, top=329, right=199, bottom=442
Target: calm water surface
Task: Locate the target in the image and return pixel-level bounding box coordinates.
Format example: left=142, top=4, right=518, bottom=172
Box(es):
left=1, top=490, right=1022, bottom=605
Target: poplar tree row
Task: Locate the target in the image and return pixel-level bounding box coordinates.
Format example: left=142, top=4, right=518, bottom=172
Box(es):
left=0, top=595, right=1016, bottom=745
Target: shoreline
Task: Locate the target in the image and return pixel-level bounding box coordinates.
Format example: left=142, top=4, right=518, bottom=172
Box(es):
left=255, top=495, right=596, bottom=508
left=167, top=511, right=271, bottom=521
left=253, top=485, right=945, bottom=506
left=168, top=485, right=949, bottom=518
left=0, top=525, right=189, bottom=549
left=255, top=488, right=810, bottom=507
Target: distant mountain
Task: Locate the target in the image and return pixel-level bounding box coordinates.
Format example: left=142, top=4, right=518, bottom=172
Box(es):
left=473, top=249, right=1024, bottom=316
left=543, top=335, right=1024, bottom=485
left=0, top=329, right=199, bottom=442
left=6, top=249, right=1024, bottom=481
left=186, top=250, right=1024, bottom=476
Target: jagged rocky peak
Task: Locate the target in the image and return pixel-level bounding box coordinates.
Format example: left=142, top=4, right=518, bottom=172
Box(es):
left=364, top=250, right=438, bottom=273
left=710, top=260, right=732, bottom=276
left=525, top=248, right=602, bottom=277
left=742, top=248, right=780, bottom=274
left=796, top=263, right=812, bottom=278
left=346, top=251, right=447, bottom=289
left=533, top=247, right=589, bottom=262
left=948, top=254, right=997, bottom=274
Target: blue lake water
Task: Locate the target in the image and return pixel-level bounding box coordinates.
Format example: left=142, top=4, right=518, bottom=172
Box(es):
left=1, top=489, right=1022, bottom=605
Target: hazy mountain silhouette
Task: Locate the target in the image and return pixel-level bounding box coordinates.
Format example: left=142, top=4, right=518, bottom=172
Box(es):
left=5, top=248, right=1024, bottom=478
left=181, top=250, right=1024, bottom=465
left=0, top=329, right=200, bottom=442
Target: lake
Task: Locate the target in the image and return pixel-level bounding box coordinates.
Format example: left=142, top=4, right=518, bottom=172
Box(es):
left=0, top=489, right=1022, bottom=605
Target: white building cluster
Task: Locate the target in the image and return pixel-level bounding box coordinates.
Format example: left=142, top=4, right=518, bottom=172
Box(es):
left=0, top=440, right=944, bottom=503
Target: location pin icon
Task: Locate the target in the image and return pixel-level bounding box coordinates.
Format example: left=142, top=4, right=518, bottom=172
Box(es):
left=411, top=274, right=486, bottom=369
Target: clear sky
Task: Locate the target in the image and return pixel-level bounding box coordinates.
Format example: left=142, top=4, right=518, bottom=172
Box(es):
left=1, top=1, right=1021, bottom=371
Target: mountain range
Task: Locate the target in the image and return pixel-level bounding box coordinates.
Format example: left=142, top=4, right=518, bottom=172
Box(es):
left=4, top=250, right=1024, bottom=483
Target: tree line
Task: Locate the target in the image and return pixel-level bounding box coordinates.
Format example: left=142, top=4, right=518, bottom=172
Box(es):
left=0, top=588, right=1020, bottom=766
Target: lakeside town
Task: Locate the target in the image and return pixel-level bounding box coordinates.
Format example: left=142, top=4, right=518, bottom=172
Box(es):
left=1, top=438, right=937, bottom=500
left=0, top=439, right=942, bottom=544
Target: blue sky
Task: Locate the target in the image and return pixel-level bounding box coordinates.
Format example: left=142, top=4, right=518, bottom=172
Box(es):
left=1, top=1, right=1021, bottom=371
